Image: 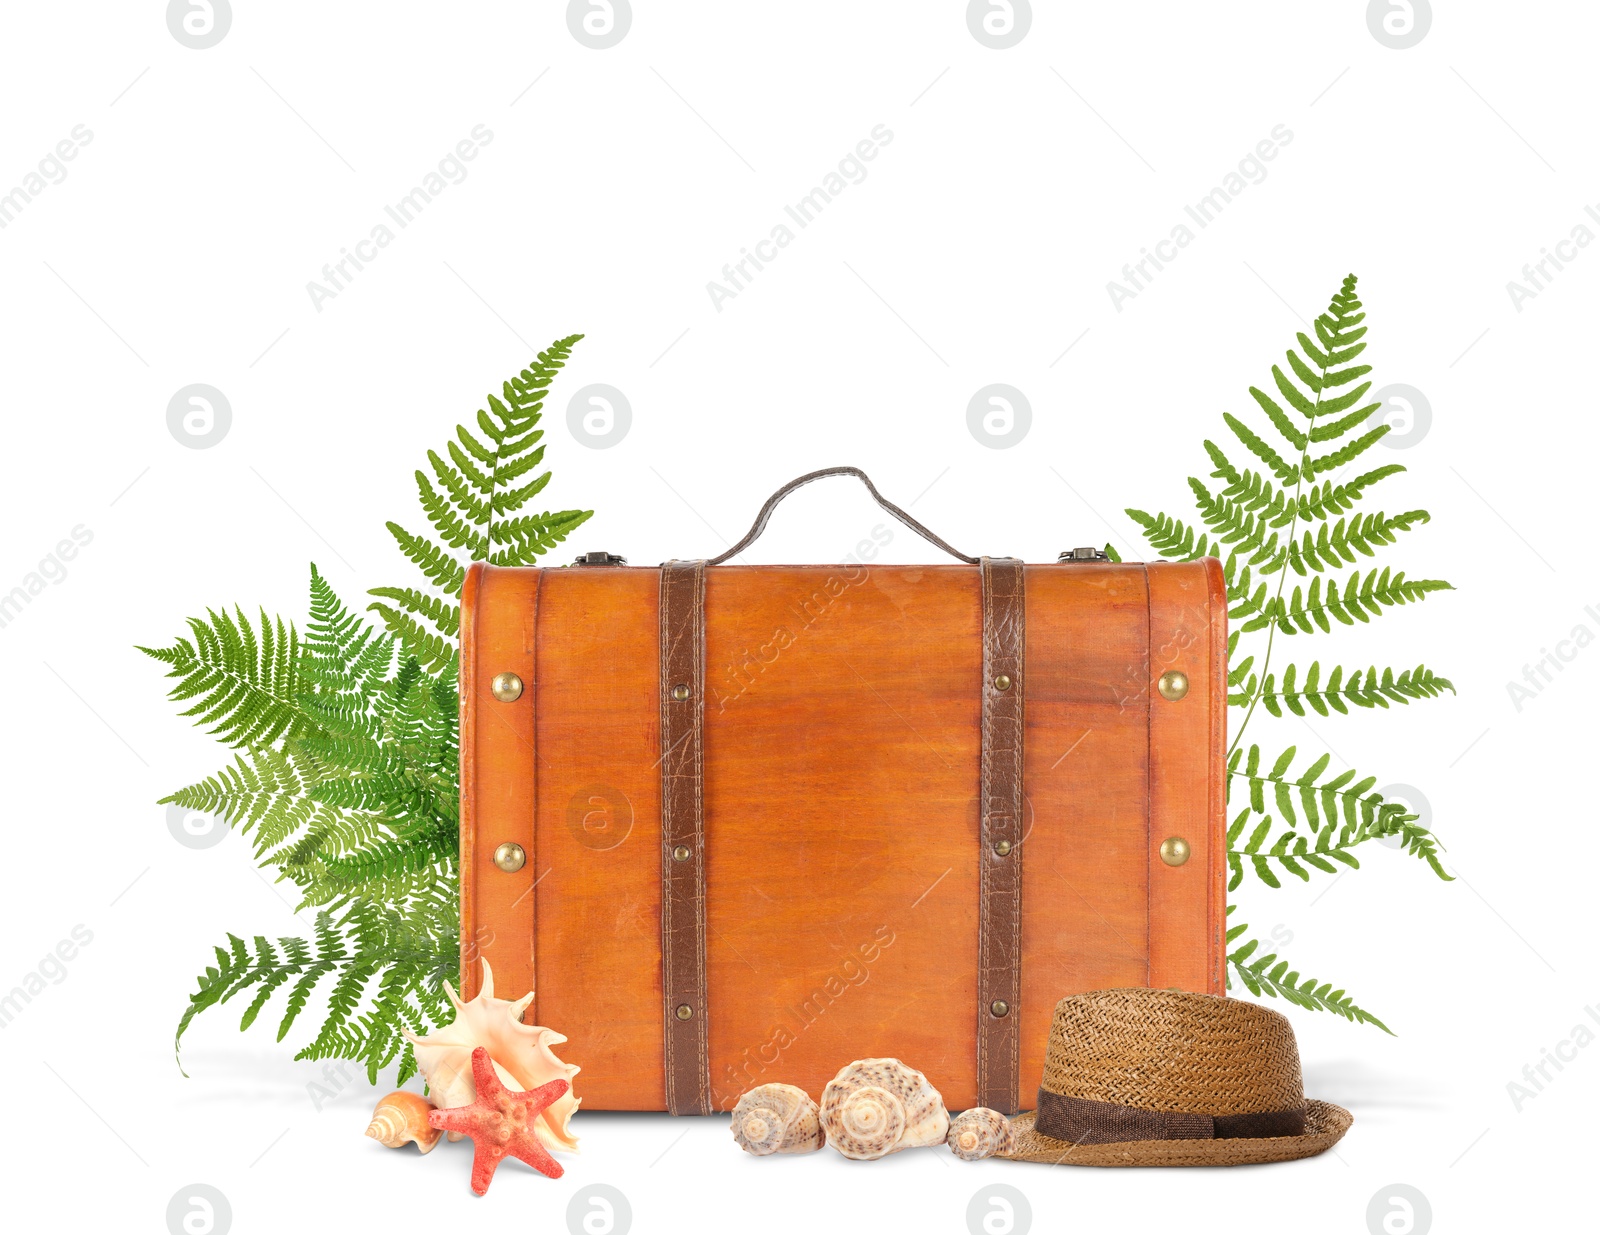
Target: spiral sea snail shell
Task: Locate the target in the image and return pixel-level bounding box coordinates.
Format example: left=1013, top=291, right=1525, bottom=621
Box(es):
left=819, top=1058, right=950, bottom=1161
left=365, top=1090, right=441, bottom=1154
left=946, top=1107, right=1015, bottom=1160
left=731, top=1083, right=824, bottom=1155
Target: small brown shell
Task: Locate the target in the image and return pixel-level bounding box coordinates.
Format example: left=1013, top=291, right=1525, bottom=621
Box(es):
left=819, top=1058, right=949, bottom=1160
left=947, top=1107, right=1015, bottom=1160
left=731, top=1083, right=823, bottom=1155
left=365, top=1090, right=441, bottom=1154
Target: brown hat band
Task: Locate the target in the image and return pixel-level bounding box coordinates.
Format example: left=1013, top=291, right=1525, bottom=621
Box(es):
left=1035, top=1090, right=1308, bottom=1145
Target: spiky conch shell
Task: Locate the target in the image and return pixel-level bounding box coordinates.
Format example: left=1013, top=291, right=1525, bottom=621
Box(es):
left=404, top=959, right=580, bottom=1152
left=946, top=1107, right=1015, bottom=1160
left=365, top=1090, right=441, bottom=1154
left=731, top=1083, right=824, bottom=1156
left=819, top=1058, right=950, bottom=1161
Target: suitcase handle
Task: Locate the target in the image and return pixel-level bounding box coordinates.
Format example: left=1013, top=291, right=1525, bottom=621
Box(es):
left=706, top=466, right=979, bottom=566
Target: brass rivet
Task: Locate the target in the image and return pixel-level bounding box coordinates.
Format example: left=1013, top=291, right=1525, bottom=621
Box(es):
left=994, top=674, right=1013, bottom=691
left=671, top=683, right=691, bottom=702
left=492, top=842, right=526, bottom=873
left=990, top=1000, right=1009, bottom=1018
left=490, top=671, right=524, bottom=703
left=675, top=1003, right=694, bottom=1020
left=1157, top=670, right=1189, bottom=702
left=993, top=839, right=1013, bottom=857
left=1159, top=836, right=1192, bottom=867
left=672, top=844, right=692, bottom=862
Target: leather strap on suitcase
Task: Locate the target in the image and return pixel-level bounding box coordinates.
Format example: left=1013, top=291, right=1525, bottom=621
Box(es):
left=656, top=470, right=1032, bottom=1113
left=977, top=555, right=1025, bottom=1113
left=660, top=559, right=710, bottom=1114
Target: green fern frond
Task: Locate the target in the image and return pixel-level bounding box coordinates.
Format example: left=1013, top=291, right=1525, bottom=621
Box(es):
left=492, top=470, right=551, bottom=513
left=366, top=587, right=460, bottom=638
left=1223, top=556, right=1269, bottom=620
left=159, top=747, right=321, bottom=858
left=177, top=900, right=457, bottom=1080
left=1226, top=744, right=1451, bottom=881
left=1305, top=423, right=1390, bottom=477
left=1226, top=807, right=1361, bottom=888
left=1295, top=465, right=1405, bottom=520
left=1307, top=402, right=1379, bottom=443
left=1223, top=412, right=1299, bottom=485
left=366, top=606, right=456, bottom=675
left=1125, top=276, right=1455, bottom=1035
left=1243, top=567, right=1453, bottom=634
left=412, top=471, right=489, bottom=557
left=1226, top=919, right=1392, bottom=1033
left=1190, top=479, right=1288, bottom=569
left=166, top=569, right=464, bottom=1080
left=1125, top=509, right=1215, bottom=561
left=369, top=338, right=592, bottom=668
left=427, top=448, right=494, bottom=525
left=1209, top=461, right=1295, bottom=527
left=1285, top=510, right=1429, bottom=576
left=140, top=607, right=318, bottom=749
left=1248, top=385, right=1309, bottom=450
left=1259, top=662, right=1455, bottom=717
left=382, top=523, right=467, bottom=595
left=492, top=438, right=548, bottom=487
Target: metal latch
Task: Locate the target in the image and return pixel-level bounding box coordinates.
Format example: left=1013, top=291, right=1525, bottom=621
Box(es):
left=1057, top=547, right=1108, bottom=562
left=573, top=551, right=628, bottom=565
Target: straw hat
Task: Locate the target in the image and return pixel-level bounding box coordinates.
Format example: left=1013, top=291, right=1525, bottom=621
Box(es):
left=1002, top=988, right=1351, bottom=1167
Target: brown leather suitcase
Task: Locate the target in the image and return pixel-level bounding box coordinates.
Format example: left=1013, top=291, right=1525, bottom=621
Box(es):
left=458, top=468, right=1226, bottom=1115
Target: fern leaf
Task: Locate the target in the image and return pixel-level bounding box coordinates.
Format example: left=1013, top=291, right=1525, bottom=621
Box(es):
left=413, top=471, right=489, bottom=557
left=1245, top=567, right=1452, bottom=634
left=427, top=449, right=493, bottom=524
left=1226, top=920, right=1392, bottom=1033
left=1314, top=382, right=1374, bottom=417
left=1285, top=509, right=1431, bottom=576
left=1248, top=386, right=1308, bottom=450
left=1298, top=465, right=1406, bottom=521
left=366, top=587, right=460, bottom=638
left=1306, top=423, right=1390, bottom=477
left=366, top=605, right=457, bottom=674
left=140, top=608, right=318, bottom=749
left=487, top=508, right=594, bottom=552
left=1125, top=509, right=1212, bottom=560
left=1261, top=663, right=1455, bottom=716
left=1223, top=413, right=1299, bottom=485
left=383, top=523, right=468, bottom=596
left=1229, top=745, right=1451, bottom=879
left=370, top=339, right=591, bottom=665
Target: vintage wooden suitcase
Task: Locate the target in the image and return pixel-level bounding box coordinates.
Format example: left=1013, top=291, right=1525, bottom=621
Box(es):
left=459, top=467, right=1226, bottom=1115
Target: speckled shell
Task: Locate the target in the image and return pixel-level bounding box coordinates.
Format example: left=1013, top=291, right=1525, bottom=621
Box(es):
left=731, top=1083, right=824, bottom=1156
left=819, top=1058, right=950, bottom=1161
left=946, top=1107, right=1015, bottom=1160
left=404, top=959, right=580, bottom=1152
left=365, top=1090, right=441, bottom=1154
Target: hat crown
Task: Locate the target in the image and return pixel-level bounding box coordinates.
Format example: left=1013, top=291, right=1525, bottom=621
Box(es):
left=1041, top=989, right=1305, bottom=1116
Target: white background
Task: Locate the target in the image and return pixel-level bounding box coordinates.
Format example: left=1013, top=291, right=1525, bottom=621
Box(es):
left=0, top=2, right=1593, bottom=1232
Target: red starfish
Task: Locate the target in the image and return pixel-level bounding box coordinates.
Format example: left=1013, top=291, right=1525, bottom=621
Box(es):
left=428, top=1047, right=569, bottom=1195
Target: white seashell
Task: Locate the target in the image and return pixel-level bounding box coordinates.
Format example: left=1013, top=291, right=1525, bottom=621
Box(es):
left=946, top=1107, right=1015, bottom=1160
left=365, top=1090, right=441, bottom=1154
left=731, top=1083, right=824, bottom=1156
left=819, top=1058, right=950, bottom=1160
left=404, top=959, right=580, bottom=1152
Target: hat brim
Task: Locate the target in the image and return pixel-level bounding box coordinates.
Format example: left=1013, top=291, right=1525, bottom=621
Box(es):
left=1000, top=1098, right=1352, bottom=1167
